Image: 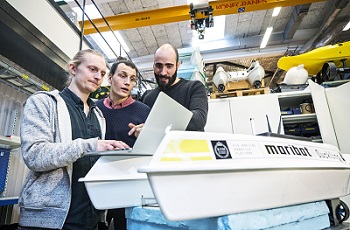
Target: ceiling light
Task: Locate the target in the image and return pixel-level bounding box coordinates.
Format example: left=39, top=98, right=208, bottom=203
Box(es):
left=272, top=7, right=281, bottom=17
left=72, top=5, right=100, bottom=20
left=260, top=27, right=273, bottom=48
left=23, top=87, right=40, bottom=94
left=187, top=0, right=208, bottom=4
left=90, top=32, right=129, bottom=59
left=8, top=79, right=24, bottom=87
left=343, top=21, right=350, bottom=31
left=115, top=32, right=130, bottom=52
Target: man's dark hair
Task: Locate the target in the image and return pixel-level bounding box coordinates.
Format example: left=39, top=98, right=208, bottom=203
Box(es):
left=110, top=59, right=138, bottom=76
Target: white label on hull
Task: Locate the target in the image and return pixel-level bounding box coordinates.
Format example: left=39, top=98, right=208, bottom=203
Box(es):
left=153, top=134, right=345, bottom=164
left=225, top=140, right=345, bottom=163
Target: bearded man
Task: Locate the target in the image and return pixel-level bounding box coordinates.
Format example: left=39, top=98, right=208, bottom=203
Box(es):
left=142, top=44, right=208, bottom=131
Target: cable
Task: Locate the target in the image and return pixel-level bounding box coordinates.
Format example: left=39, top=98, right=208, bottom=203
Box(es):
left=90, top=0, right=133, bottom=61
left=79, top=0, right=86, bottom=51
left=73, top=0, right=118, bottom=58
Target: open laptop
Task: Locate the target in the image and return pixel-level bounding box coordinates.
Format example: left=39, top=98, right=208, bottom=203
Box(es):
left=85, top=92, right=193, bottom=156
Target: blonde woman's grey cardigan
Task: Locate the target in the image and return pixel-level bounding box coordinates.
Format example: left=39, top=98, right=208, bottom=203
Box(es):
left=18, top=90, right=106, bottom=229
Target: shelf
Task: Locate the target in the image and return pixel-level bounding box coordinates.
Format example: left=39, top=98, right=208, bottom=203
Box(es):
left=321, top=79, right=350, bottom=88
left=0, top=196, right=18, bottom=206
left=281, top=113, right=317, bottom=125
left=277, top=91, right=313, bottom=109
left=276, top=90, right=311, bottom=99
left=0, top=135, right=21, bottom=149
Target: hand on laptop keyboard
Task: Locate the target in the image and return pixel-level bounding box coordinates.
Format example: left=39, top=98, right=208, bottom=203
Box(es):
left=97, top=140, right=130, bottom=151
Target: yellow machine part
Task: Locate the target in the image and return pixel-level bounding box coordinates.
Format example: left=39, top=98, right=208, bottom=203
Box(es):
left=80, top=0, right=326, bottom=35
left=277, top=41, right=350, bottom=76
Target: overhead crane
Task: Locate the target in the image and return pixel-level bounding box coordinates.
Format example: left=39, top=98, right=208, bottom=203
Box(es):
left=80, top=0, right=326, bottom=38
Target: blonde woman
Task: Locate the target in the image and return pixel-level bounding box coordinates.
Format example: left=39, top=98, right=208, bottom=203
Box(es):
left=18, top=49, right=129, bottom=229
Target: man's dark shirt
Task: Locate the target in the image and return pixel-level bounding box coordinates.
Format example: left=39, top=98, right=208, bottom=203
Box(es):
left=60, top=88, right=102, bottom=230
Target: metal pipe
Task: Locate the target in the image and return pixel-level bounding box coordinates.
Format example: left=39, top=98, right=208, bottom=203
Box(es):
left=79, top=0, right=86, bottom=51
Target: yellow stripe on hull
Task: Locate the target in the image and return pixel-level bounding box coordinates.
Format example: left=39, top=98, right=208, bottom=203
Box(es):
left=277, top=41, right=350, bottom=76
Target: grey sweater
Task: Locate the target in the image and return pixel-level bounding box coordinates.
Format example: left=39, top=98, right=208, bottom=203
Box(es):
left=18, top=90, right=106, bottom=229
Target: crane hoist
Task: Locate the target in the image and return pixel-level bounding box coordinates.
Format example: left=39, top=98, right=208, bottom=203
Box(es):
left=189, top=2, right=213, bottom=39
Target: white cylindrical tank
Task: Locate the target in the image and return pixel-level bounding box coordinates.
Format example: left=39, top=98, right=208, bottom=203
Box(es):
left=212, top=66, right=229, bottom=92
left=246, top=61, right=264, bottom=88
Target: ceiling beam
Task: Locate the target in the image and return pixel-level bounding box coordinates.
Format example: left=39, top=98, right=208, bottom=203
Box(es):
left=80, top=0, right=327, bottom=35
left=283, top=4, right=311, bottom=39
left=315, top=15, right=350, bottom=47
left=300, top=0, right=350, bottom=53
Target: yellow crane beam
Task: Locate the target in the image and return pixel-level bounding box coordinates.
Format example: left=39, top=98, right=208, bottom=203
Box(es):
left=80, top=0, right=326, bottom=35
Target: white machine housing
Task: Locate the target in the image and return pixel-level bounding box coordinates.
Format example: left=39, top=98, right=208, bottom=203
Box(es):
left=212, top=60, right=265, bottom=91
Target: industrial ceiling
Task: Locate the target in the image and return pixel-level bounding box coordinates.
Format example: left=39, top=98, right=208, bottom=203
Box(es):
left=1, top=0, right=350, bottom=92
left=59, top=0, right=350, bottom=86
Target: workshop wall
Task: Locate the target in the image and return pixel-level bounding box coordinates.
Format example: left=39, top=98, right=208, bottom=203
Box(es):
left=0, top=82, right=29, bottom=223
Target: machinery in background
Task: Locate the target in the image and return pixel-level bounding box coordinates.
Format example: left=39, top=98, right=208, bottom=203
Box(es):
left=212, top=60, right=265, bottom=93
left=320, top=58, right=350, bottom=83
left=278, top=41, right=350, bottom=84
left=177, top=47, right=208, bottom=89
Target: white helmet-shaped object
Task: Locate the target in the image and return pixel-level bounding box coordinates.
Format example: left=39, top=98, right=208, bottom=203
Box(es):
left=283, top=64, right=308, bottom=84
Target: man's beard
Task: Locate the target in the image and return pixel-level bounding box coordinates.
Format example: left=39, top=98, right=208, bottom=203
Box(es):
left=154, top=70, right=177, bottom=91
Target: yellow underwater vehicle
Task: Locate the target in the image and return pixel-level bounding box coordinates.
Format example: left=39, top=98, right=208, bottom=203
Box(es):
left=278, top=41, right=350, bottom=82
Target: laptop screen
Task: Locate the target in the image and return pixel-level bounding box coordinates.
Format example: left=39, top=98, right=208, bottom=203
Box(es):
left=85, top=92, right=193, bottom=156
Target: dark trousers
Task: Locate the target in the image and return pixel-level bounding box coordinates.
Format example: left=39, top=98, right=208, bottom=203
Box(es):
left=107, top=208, right=126, bottom=230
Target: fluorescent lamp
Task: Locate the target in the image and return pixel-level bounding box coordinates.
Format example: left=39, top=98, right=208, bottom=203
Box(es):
left=187, top=0, right=208, bottom=4
left=260, top=27, right=273, bottom=48
left=72, top=5, right=100, bottom=20
left=90, top=32, right=129, bottom=59
left=343, top=21, right=350, bottom=31
left=272, top=7, right=281, bottom=17
left=115, top=32, right=130, bottom=52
